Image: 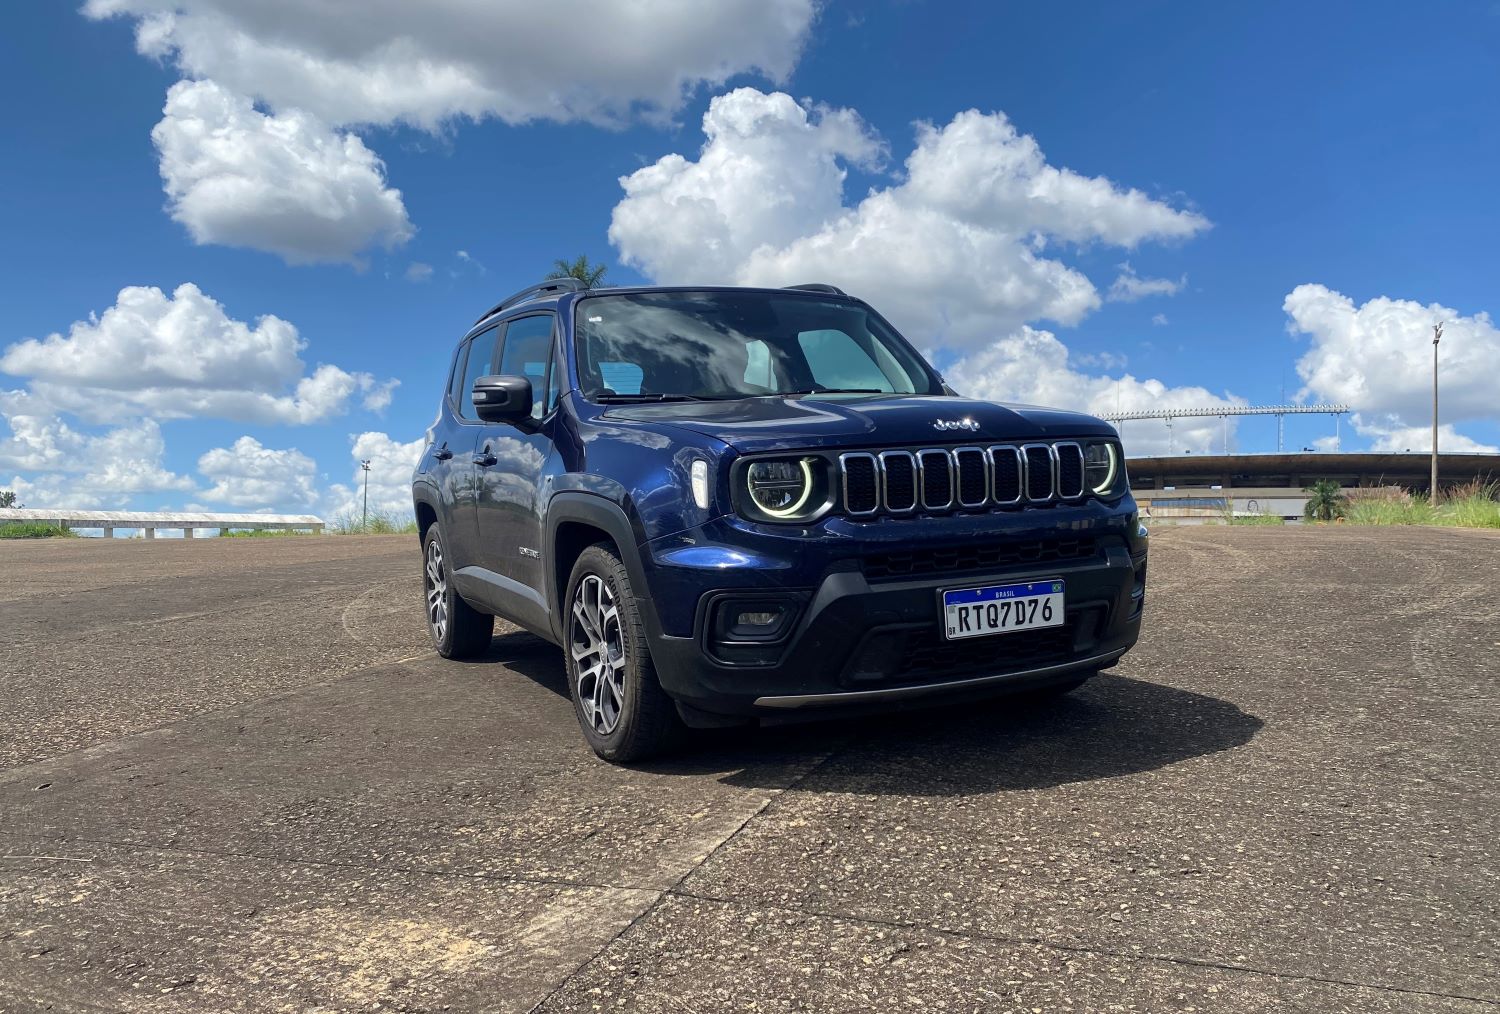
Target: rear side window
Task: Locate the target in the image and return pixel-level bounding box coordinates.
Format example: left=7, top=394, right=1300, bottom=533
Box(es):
left=498, top=314, right=555, bottom=420
left=447, top=344, right=468, bottom=406
left=458, top=327, right=500, bottom=420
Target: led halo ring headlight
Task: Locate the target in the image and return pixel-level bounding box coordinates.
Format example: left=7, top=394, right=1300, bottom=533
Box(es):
left=1084, top=441, right=1120, bottom=495
left=737, top=455, right=835, bottom=522
left=746, top=458, right=815, bottom=517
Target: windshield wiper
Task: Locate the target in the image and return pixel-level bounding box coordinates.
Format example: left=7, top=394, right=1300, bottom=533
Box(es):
left=780, top=388, right=886, bottom=396
left=591, top=392, right=711, bottom=403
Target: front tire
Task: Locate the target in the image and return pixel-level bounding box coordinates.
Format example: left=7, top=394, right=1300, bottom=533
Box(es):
left=564, top=543, right=685, bottom=763
left=422, top=525, right=493, bottom=659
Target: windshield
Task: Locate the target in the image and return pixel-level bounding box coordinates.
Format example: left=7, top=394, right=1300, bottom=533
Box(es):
left=573, top=291, right=939, bottom=401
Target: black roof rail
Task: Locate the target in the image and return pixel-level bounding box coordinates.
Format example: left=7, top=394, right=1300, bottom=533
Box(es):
left=783, top=282, right=847, bottom=296
left=473, top=277, right=587, bottom=325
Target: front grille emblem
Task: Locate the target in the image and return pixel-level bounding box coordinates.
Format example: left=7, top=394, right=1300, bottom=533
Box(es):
left=933, top=418, right=980, bottom=432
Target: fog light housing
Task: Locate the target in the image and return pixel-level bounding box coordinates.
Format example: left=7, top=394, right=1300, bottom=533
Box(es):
left=704, top=594, right=803, bottom=665
left=714, top=600, right=795, bottom=642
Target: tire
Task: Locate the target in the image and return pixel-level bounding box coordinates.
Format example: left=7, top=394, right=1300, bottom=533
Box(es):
left=422, top=524, right=493, bottom=659
left=563, top=543, right=685, bottom=763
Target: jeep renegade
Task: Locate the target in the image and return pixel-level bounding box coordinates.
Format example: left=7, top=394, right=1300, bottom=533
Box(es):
left=412, top=279, right=1147, bottom=762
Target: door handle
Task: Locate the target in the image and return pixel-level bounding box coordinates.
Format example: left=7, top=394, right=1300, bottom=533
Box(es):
left=433, top=446, right=453, bottom=461
left=473, top=450, right=497, bottom=467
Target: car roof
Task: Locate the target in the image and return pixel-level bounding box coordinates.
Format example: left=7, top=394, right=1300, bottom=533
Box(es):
left=468, top=284, right=860, bottom=336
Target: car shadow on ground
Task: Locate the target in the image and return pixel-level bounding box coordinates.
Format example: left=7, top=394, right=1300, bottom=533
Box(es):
left=479, top=630, right=1264, bottom=798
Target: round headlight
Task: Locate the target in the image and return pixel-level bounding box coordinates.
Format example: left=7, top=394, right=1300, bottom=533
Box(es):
left=746, top=459, right=815, bottom=517
left=1085, top=442, right=1118, bottom=494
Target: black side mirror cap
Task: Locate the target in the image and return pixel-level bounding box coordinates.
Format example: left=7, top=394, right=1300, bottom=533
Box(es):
left=472, top=375, right=535, bottom=425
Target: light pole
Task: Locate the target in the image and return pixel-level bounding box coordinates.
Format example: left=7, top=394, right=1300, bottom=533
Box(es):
left=357, top=459, right=369, bottom=531
left=1431, top=322, right=1442, bottom=505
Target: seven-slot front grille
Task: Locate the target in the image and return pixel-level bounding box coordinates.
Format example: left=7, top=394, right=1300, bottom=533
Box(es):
left=839, top=441, right=1087, bottom=517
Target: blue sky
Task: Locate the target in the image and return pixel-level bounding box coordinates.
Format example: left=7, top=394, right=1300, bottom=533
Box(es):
left=2, top=1, right=1497, bottom=516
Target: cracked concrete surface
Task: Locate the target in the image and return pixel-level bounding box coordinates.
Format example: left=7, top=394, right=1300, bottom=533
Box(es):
left=1, top=527, right=1496, bottom=1012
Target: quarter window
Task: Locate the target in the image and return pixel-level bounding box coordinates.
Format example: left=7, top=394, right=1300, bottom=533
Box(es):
left=458, top=327, right=500, bottom=420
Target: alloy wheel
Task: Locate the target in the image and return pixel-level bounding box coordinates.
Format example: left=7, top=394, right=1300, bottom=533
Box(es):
left=425, top=538, right=449, bottom=644
left=570, top=573, right=626, bottom=735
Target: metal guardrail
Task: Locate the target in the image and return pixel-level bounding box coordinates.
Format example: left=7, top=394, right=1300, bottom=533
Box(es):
left=0, top=509, right=324, bottom=538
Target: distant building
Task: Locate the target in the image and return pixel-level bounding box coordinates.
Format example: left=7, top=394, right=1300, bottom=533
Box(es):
left=1125, top=452, right=1499, bottom=523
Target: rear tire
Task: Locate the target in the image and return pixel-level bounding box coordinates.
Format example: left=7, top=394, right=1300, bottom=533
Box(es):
left=422, top=525, right=493, bottom=659
left=564, top=543, right=685, bottom=763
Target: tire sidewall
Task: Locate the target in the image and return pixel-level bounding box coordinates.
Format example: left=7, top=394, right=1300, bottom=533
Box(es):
left=564, top=548, right=643, bottom=757
left=422, top=526, right=457, bottom=656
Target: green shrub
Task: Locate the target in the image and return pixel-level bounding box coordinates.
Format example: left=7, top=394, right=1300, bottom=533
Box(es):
left=0, top=522, right=77, bottom=539
left=329, top=510, right=419, bottom=535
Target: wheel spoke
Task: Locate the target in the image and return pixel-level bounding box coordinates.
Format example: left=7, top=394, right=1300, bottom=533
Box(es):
left=568, top=570, right=632, bottom=736
left=424, top=541, right=449, bottom=641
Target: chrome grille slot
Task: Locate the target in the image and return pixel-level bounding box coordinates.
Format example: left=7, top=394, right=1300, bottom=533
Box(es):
left=1023, top=444, right=1054, bottom=501
left=840, top=452, right=879, bottom=515
left=917, top=449, right=954, bottom=510
left=880, top=450, right=918, bottom=513
left=989, top=445, right=1023, bottom=504
left=953, top=447, right=988, bottom=507
left=1055, top=442, right=1085, bottom=499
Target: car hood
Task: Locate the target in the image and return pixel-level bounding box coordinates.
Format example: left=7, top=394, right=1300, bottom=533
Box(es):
left=600, top=394, right=1116, bottom=453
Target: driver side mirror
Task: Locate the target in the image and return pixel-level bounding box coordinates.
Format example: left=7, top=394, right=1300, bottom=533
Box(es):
left=472, top=375, right=534, bottom=426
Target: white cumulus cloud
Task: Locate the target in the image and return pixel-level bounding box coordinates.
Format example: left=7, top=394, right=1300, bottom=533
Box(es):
left=0, top=282, right=397, bottom=425
left=83, top=0, right=817, bottom=130
left=1285, top=284, right=1500, bottom=445
left=0, top=415, right=194, bottom=509
left=1107, top=263, right=1185, bottom=302
left=611, top=89, right=1208, bottom=349
left=324, top=430, right=425, bottom=520
left=1352, top=417, right=1498, bottom=455
left=196, top=436, right=319, bottom=508
left=153, top=79, right=413, bottom=265
left=949, top=327, right=1244, bottom=456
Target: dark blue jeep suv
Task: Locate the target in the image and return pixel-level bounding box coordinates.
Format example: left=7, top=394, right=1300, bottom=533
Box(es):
left=412, top=278, right=1147, bottom=761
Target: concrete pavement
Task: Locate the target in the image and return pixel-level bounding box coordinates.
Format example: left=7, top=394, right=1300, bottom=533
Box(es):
left=1, top=527, right=1496, bottom=1012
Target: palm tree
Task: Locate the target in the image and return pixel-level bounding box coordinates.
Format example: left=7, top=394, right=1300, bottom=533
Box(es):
left=0, top=490, right=20, bottom=509
left=547, top=255, right=608, bottom=288
left=1303, top=479, right=1348, bottom=522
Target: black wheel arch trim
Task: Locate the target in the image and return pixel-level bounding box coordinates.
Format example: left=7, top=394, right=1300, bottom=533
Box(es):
left=545, top=491, right=663, bottom=646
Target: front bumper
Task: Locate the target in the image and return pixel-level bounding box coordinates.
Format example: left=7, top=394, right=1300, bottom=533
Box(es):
left=645, top=527, right=1146, bottom=719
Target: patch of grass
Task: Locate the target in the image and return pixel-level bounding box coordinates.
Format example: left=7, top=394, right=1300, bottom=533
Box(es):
left=1346, top=481, right=1500, bottom=528
left=1346, top=496, right=1437, bottom=526
left=329, top=510, right=419, bottom=535
left=0, top=522, right=78, bottom=539
left=1227, top=512, right=1284, bottom=526
left=217, top=528, right=316, bottom=538
left=1442, top=491, right=1500, bottom=528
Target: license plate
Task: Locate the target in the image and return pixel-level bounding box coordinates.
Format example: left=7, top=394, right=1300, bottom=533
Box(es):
left=942, top=580, right=1065, bottom=640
